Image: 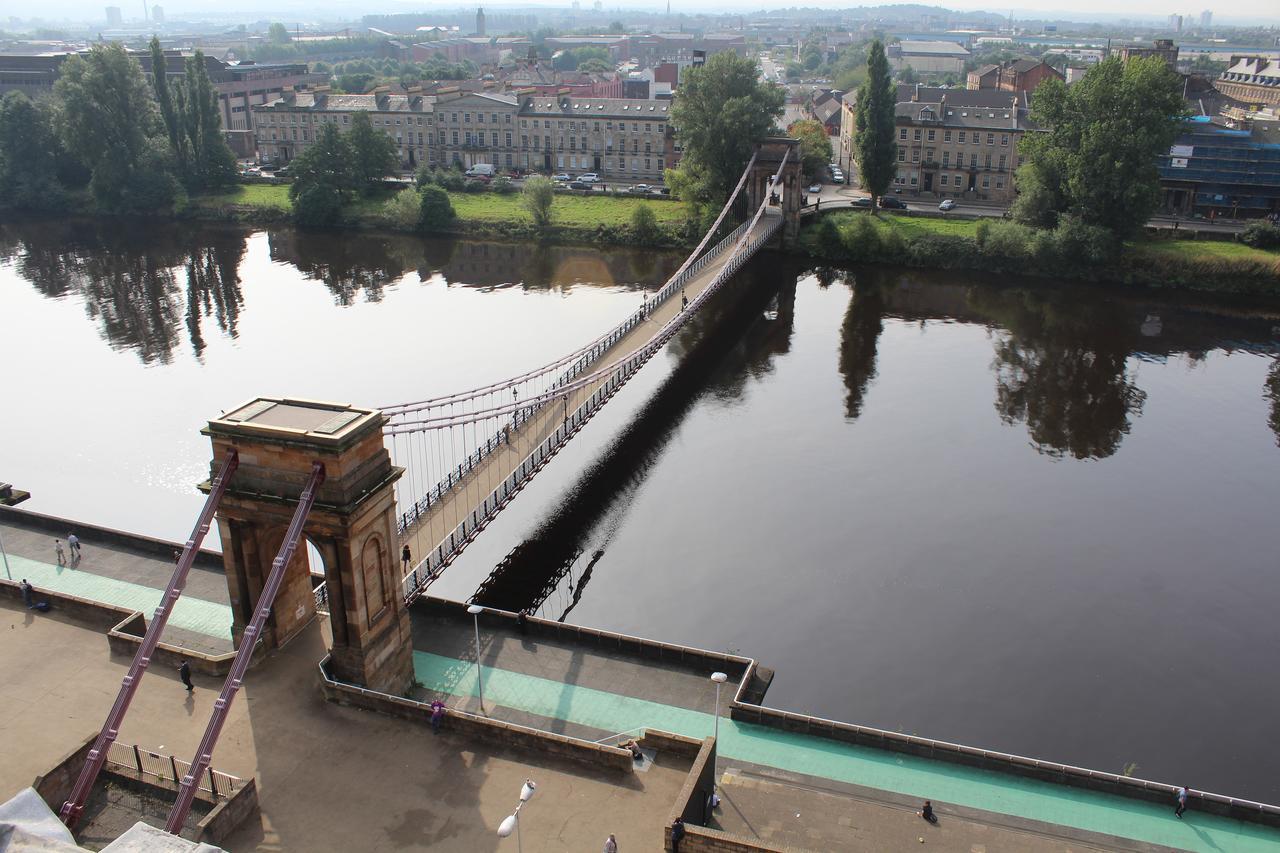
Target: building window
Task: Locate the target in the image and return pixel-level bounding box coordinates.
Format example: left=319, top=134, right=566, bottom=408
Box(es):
left=998, top=154, right=1006, bottom=171
left=506, top=132, right=512, bottom=147
left=942, top=152, right=950, bottom=166
left=912, top=150, right=920, bottom=163
left=913, top=129, right=921, bottom=140
left=452, top=113, right=458, bottom=122
left=898, top=150, right=905, bottom=162
left=940, top=174, right=949, bottom=186
left=927, top=129, right=935, bottom=141
left=1001, top=134, right=1009, bottom=146
left=958, top=131, right=966, bottom=143
left=899, top=128, right=907, bottom=140
left=944, top=131, right=952, bottom=142
left=505, top=114, right=512, bottom=124
left=452, top=131, right=458, bottom=145
left=492, top=113, right=498, bottom=124
left=506, top=153, right=513, bottom=165
left=996, top=178, right=1005, bottom=189
left=986, top=133, right=994, bottom=145
left=645, top=158, right=651, bottom=170
left=910, top=175, right=918, bottom=185
left=465, top=113, right=472, bottom=123
left=982, top=176, right=990, bottom=188
left=477, top=113, right=484, bottom=123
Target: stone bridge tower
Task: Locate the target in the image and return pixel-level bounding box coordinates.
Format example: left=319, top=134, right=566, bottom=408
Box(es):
left=203, top=397, right=413, bottom=694
left=745, top=137, right=803, bottom=247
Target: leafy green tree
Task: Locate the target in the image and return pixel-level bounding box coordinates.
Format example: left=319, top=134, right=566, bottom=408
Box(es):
left=1010, top=162, right=1062, bottom=229
left=347, top=111, right=400, bottom=188
left=381, top=187, right=422, bottom=229
left=268, top=22, right=292, bottom=44
left=182, top=51, right=237, bottom=189
left=1020, top=56, right=1186, bottom=236
left=293, top=183, right=343, bottom=227
left=54, top=43, right=175, bottom=211
left=578, top=58, right=612, bottom=74
left=522, top=175, right=555, bottom=227
left=0, top=92, right=66, bottom=210
left=788, top=119, right=833, bottom=180
left=630, top=203, right=659, bottom=243
left=288, top=122, right=357, bottom=206
left=668, top=51, right=784, bottom=210
left=897, top=65, right=918, bottom=85
left=336, top=73, right=377, bottom=93
left=854, top=40, right=897, bottom=208
left=150, top=36, right=187, bottom=175
left=419, top=184, right=456, bottom=230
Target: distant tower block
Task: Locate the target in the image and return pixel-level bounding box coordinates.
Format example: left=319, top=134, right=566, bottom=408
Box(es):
left=476, top=7, right=486, bottom=37
left=203, top=397, right=413, bottom=694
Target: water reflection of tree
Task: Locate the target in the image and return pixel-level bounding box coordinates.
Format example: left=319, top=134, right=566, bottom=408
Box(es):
left=1, top=218, right=248, bottom=364
left=1266, top=359, right=1280, bottom=448
left=838, top=276, right=886, bottom=421
left=268, top=230, right=424, bottom=306
left=972, top=289, right=1146, bottom=460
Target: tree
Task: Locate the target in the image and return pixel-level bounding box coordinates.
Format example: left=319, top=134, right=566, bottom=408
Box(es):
left=347, top=111, right=400, bottom=187
left=668, top=51, right=784, bottom=209
left=54, top=43, right=175, bottom=211
left=268, top=23, right=292, bottom=44
left=336, top=73, right=376, bottom=94
left=854, top=40, right=897, bottom=208
left=630, top=203, right=659, bottom=243
left=0, top=92, right=66, bottom=210
left=522, top=175, right=555, bottom=227
left=288, top=122, right=357, bottom=206
left=150, top=36, right=187, bottom=176
left=1019, top=56, right=1186, bottom=236
left=293, top=183, right=343, bottom=228
left=578, top=58, right=612, bottom=75
left=419, top=184, right=456, bottom=230
left=182, top=51, right=237, bottom=190
left=788, top=119, right=833, bottom=180
left=897, top=65, right=919, bottom=85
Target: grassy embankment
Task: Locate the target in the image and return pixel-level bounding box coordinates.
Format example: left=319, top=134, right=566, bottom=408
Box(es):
left=189, top=184, right=691, bottom=243
left=804, top=209, right=1280, bottom=295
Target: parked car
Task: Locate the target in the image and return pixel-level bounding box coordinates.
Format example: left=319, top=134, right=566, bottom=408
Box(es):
left=938, top=199, right=956, bottom=212
left=568, top=181, right=594, bottom=190
left=878, top=196, right=906, bottom=209
left=807, top=183, right=822, bottom=194
left=551, top=173, right=571, bottom=182
left=627, top=184, right=653, bottom=194
left=465, top=163, right=496, bottom=178
left=576, top=173, right=600, bottom=183
left=851, top=197, right=873, bottom=208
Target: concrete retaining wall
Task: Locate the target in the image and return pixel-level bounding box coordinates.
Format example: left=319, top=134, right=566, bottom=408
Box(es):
left=1, top=578, right=136, bottom=631
left=0, top=505, right=225, bottom=571
left=32, top=735, right=96, bottom=812
left=730, top=700, right=1280, bottom=828
left=317, top=655, right=635, bottom=774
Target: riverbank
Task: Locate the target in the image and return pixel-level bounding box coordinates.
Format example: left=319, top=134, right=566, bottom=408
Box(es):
left=802, top=209, right=1280, bottom=296
left=184, top=183, right=696, bottom=248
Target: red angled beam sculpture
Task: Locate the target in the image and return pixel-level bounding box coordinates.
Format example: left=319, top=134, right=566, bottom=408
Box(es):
left=60, top=450, right=239, bottom=829
left=164, top=461, right=325, bottom=835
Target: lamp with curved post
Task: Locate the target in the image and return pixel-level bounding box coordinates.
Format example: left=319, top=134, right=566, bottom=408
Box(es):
left=497, top=779, right=536, bottom=852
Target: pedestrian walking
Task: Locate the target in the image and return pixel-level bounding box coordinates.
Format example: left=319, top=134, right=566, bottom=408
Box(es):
left=55, top=540, right=66, bottom=566
left=516, top=609, right=529, bottom=635
left=178, top=660, right=193, bottom=692
left=1175, top=785, right=1189, bottom=819
left=20, top=578, right=34, bottom=608
left=681, top=290, right=688, bottom=311
left=430, top=700, right=446, bottom=734
left=603, top=834, right=618, bottom=853
left=401, top=544, right=411, bottom=571
left=670, top=817, right=685, bottom=853
left=67, top=532, right=80, bottom=559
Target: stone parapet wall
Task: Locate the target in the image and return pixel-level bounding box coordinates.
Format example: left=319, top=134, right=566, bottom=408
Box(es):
left=729, top=702, right=1280, bottom=829
left=0, top=505, right=225, bottom=571
left=1, top=578, right=134, bottom=631
left=317, top=655, right=635, bottom=774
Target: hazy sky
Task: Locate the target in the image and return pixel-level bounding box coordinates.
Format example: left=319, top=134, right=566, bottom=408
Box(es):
left=16, top=0, right=1280, bottom=28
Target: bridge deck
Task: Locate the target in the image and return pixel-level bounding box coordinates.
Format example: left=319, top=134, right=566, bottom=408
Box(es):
left=398, top=211, right=782, bottom=583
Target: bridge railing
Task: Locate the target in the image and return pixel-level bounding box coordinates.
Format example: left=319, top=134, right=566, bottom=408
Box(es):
left=394, top=211, right=757, bottom=534
left=401, top=214, right=785, bottom=603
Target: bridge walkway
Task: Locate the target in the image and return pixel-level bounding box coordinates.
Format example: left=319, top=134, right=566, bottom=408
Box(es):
left=396, top=210, right=783, bottom=594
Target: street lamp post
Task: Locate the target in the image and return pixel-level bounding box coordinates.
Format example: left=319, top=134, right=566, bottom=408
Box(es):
left=710, top=671, right=727, bottom=806
left=0, top=526, right=11, bottom=581
left=497, top=779, right=536, bottom=852
left=467, top=603, right=486, bottom=715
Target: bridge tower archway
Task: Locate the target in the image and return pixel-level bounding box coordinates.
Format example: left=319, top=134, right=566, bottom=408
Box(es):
left=745, top=137, right=804, bottom=247
left=203, top=397, right=414, bottom=694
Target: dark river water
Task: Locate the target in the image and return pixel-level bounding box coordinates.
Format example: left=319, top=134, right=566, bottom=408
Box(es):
left=3, top=217, right=1279, bottom=803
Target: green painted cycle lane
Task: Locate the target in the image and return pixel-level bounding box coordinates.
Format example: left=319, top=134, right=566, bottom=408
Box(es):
left=415, top=651, right=1280, bottom=853
left=9, top=553, right=233, bottom=641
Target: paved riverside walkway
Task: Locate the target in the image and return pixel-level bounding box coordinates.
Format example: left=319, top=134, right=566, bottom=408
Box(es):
left=412, top=623, right=1280, bottom=853
left=0, top=516, right=233, bottom=654
left=399, top=211, right=782, bottom=585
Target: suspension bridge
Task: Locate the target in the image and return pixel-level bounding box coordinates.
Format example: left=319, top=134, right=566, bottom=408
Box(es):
left=382, top=140, right=803, bottom=605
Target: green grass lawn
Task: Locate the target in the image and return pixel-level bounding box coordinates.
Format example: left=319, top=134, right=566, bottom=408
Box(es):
left=818, top=209, right=982, bottom=238
left=191, top=183, right=688, bottom=228
left=1127, top=238, right=1280, bottom=264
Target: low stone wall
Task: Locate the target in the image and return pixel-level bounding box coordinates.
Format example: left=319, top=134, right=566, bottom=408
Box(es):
left=0, top=504, right=225, bottom=571
left=32, top=735, right=96, bottom=812
left=107, top=611, right=260, bottom=677
left=1, top=578, right=135, bottom=631
left=642, top=729, right=704, bottom=760
left=1, top=578, right=251, bottom=676
left=317, top=655, right=635, bottom=774
left=199, top=777, right=259, bottom=845
left=418, top=597, right=753, bottom=682
left=730, top=702, right=1280, bottom=829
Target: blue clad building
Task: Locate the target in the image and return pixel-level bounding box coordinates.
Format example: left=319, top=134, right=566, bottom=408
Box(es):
left=1158, top=114, right=1280, bottom=219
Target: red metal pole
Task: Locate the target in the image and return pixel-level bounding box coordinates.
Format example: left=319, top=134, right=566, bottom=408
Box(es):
left=164, top=462, right=325, bottom=835
left=60, top=450, right=239, bottom=828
